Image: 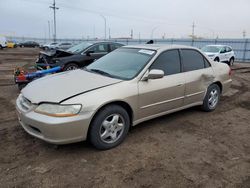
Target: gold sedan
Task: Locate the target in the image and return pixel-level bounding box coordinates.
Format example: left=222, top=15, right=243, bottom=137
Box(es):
left=16, top=45, right=232, bottom=149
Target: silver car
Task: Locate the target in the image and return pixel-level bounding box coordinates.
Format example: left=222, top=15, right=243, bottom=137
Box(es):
left=16, top=45, right=232, bottom=149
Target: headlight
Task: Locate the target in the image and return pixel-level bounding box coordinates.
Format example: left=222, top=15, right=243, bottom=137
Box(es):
left=35, top=103, right=82, bottom=117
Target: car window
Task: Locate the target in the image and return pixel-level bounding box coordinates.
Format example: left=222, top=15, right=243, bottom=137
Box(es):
left=150, top=50, right=181, bottom=75
left=110, top=43, right=123, bottom=51
left=203, top=57, right=211, bottom=68
left=220, top=47, right=226, bottom=53
left=89, top=44, right=108, bottom=53
left=226, top=47, right=232, bottom=52
left=182, top=49, right=206, bottom=72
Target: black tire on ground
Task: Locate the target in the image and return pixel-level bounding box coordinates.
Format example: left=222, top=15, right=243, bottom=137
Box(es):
left=63, top=63, right=79, bottom=71
left=201, top=84, right=221, bottom=112
left=228, top=57, right=234, bottom=66
left=214, top=57, right=220, bottom=62
left=18, top=83, right=27, bottom=90
left=89, top=105, right=130, bottom=150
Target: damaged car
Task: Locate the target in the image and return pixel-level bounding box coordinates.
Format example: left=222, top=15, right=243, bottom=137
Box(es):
left=36, top=41, right=124, bottom=71
left=16, top=45, right=232, bottom=150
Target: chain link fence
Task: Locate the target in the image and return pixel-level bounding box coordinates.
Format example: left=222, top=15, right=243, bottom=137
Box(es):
left=7, top=36, right=250, bottom=62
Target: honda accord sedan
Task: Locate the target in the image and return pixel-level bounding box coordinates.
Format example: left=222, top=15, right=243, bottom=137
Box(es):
left=16, top=45, right=232, bottom=150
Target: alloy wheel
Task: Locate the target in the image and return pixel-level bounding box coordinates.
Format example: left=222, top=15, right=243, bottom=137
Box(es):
left=99, top=114, right=125, bottom=144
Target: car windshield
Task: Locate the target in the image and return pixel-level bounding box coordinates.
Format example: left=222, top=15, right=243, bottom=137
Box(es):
left=85, top=48, right=156, bottom=80
left=201, top=46, right=221, bottom=53
left=67, top=42, right=92, bottom=54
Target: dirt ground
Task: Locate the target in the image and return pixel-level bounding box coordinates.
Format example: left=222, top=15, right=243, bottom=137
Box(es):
left=0, top=48, right=249, bottom=188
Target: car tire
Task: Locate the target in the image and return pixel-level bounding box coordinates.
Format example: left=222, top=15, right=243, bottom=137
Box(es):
left=0, top=45, right=2, bottom=50
left=201, top=84, right=221, bottom=112
left=89, top=105, right=130, bottom=150
left=228, top=57, right=234, bottom=66
left=214, top=57, right=220, bottom=62
left=63, top=63, right=79, bottom=71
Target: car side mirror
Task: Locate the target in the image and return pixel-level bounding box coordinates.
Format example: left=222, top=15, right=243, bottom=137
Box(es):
left=86, top=50, right=94, bottom=56
left=142, top=69, right=164, bottom=81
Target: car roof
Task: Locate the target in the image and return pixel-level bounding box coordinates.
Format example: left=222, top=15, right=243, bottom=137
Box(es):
left=87, top=41, right=123, bottom=45
left=205, top=45, right=231, bottom=47
left=123, top=44, right=198, bottom=51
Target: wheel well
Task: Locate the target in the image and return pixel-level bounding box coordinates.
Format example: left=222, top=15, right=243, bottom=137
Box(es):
left=214, top=57, right=219, bottom=61
left=87, top=101, right=134, bottom=139
left=231, top=56, right=235, bottom=60
left=213, top=81, right=222, bottom=93
left=63, top=62, right=79, bottom=69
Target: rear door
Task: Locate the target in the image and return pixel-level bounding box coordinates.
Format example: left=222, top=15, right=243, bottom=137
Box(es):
left=138, top=49, right=185, bottom=119
left=180, top=49, right=214, bottom=105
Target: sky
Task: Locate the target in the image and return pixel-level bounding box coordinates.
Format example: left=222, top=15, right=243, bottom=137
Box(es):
left=0, top=0, right=250, bottom=39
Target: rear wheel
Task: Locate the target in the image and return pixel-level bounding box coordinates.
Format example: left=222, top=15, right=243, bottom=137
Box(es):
left=63, top=63, right=79, bottom=71
left=201, top=84, right=221, bottom=112
left=89, top=105, right=130, bottom=150
left=228, top=57, right=234, bottom=66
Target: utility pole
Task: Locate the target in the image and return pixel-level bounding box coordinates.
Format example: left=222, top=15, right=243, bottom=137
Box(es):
left=49, top=0, right=59, bottom=42
left=243, top=30, right=246, bottom=39
left=130, top=29, right=133, bottom=39
left=192, top=22, right=196, bottom=38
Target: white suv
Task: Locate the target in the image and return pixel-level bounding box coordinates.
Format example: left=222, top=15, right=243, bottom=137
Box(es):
left=201, top=45, right=235, bottom=66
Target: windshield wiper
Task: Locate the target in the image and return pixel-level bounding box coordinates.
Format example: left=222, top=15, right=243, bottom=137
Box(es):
left=88, top=68, right=113, bottom=77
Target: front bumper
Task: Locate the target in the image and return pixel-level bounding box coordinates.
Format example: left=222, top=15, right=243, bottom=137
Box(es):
left=16, top=96, right=93, bottom=144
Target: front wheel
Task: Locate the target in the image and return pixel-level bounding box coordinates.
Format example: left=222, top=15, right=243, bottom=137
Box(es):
left=214, top=57, right=220, bottom=62
left=89, top=105, right=130, bottom=150
left=201, top=84, right=221, bottom=112
left=63, top=63, right=79, bottom=71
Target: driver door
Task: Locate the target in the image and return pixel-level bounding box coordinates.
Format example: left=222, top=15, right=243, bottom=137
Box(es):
left=87, top=43, right=109, bottom=60
left=138, top=49, right=185, bottom=119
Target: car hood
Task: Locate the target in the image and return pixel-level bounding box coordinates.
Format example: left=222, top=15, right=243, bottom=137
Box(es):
left=40, top=49, right=73, bottom=58
left=22, top=69, right=122, bottom=104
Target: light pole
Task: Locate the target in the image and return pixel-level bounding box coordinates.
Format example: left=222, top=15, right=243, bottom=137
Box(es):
left=100, top=14, right=106, bottom=40
left=48, top=21, right=51, bottom=40
left=151, top=26, right=158, bottom=39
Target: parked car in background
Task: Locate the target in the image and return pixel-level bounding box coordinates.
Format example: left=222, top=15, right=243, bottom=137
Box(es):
left=17, top=45, right=232, bottom=149
left=7, top=41, right=17, bottom=48
left=201, top=45, right=235, bottom=66
left=0, top=36, right=7, bottom=49
left=41, top=42, right=58, bottom=50
left=54, top=42, right=73, bottom=50
left=36, top=41, right=124, bottom=71
left=20, top=41, right=40, bottom=48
